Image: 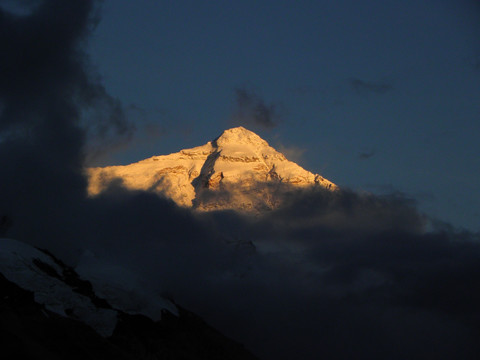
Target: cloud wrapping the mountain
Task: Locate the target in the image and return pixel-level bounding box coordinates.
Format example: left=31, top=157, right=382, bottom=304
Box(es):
left=183, top=190, right=480, bottom=360
left=1, top=2, right=480, bottom=360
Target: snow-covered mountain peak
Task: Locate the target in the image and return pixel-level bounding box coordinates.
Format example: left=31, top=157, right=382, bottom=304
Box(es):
left=88, top=127, right=337, bottom=211
left=213, top=126, right=269, bottom=148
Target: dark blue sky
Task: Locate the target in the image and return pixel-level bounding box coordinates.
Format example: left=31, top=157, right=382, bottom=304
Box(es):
left=86, top=0, right=480, bottom=231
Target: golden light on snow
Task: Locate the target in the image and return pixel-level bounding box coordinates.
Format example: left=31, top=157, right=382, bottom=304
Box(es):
left=87, top=127, right=337, bottom=211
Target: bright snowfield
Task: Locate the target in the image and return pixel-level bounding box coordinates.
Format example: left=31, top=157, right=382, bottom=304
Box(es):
left=88, top=127, right=337, bottom=212
left=0, top=238, right=177, bottom=337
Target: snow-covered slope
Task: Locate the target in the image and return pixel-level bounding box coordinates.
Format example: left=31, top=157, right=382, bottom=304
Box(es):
left=0, top=238, right=259, bottom=359
left=88, top=127, right=336, bottom=212
left=0, top=238, right=176, bottom=337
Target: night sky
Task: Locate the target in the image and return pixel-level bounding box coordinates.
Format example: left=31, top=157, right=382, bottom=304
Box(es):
left=86, top=0, right=480, bottom=231
left=1, top=1, right=480, bottom=360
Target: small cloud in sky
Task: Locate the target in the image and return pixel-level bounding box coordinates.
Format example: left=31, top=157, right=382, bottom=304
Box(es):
left=349, top=77, right=393, bottom=95
left=358, top=148, right=376, bottom=160
left=233, top=87, right=280, bottom=129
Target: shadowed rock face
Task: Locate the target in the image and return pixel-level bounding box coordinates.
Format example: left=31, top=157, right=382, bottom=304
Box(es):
left=0, top=273, right=257, bottom=360
left=88, top=127, right=336, bottom=212
left=0, top=239, right=256, bottom=360
left=0, top=272, right=131, bottom=360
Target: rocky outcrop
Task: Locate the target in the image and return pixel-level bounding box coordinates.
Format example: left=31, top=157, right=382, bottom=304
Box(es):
left=88, top=126, right=337, bottom=212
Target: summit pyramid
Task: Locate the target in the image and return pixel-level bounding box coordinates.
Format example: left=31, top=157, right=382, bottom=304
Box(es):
left=87, top=127, right=336, bottom=212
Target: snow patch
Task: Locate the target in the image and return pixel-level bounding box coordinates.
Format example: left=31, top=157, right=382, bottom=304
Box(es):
left=0, top=238, right=117, bottom=336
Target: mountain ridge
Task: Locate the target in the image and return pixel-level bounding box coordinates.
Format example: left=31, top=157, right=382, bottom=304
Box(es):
left=0, top=237, right=258, bottom=360
left=88, top=127, right=336, bottom=212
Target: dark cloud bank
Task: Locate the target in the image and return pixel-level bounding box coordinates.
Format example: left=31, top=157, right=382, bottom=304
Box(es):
left=1, top=2, right=480, bottom=360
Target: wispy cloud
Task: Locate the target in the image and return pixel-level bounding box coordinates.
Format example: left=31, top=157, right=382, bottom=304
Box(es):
left=276, top=143, right=306, bottom=163
left=349, top=77, right=393, bottom=94
left=358, top=148, right=376, bottom=160
left=233, top=87, right=281, bottom=129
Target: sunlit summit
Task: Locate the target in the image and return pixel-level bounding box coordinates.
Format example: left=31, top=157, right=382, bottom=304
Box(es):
left=88, top=127, right=336, bottom=212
